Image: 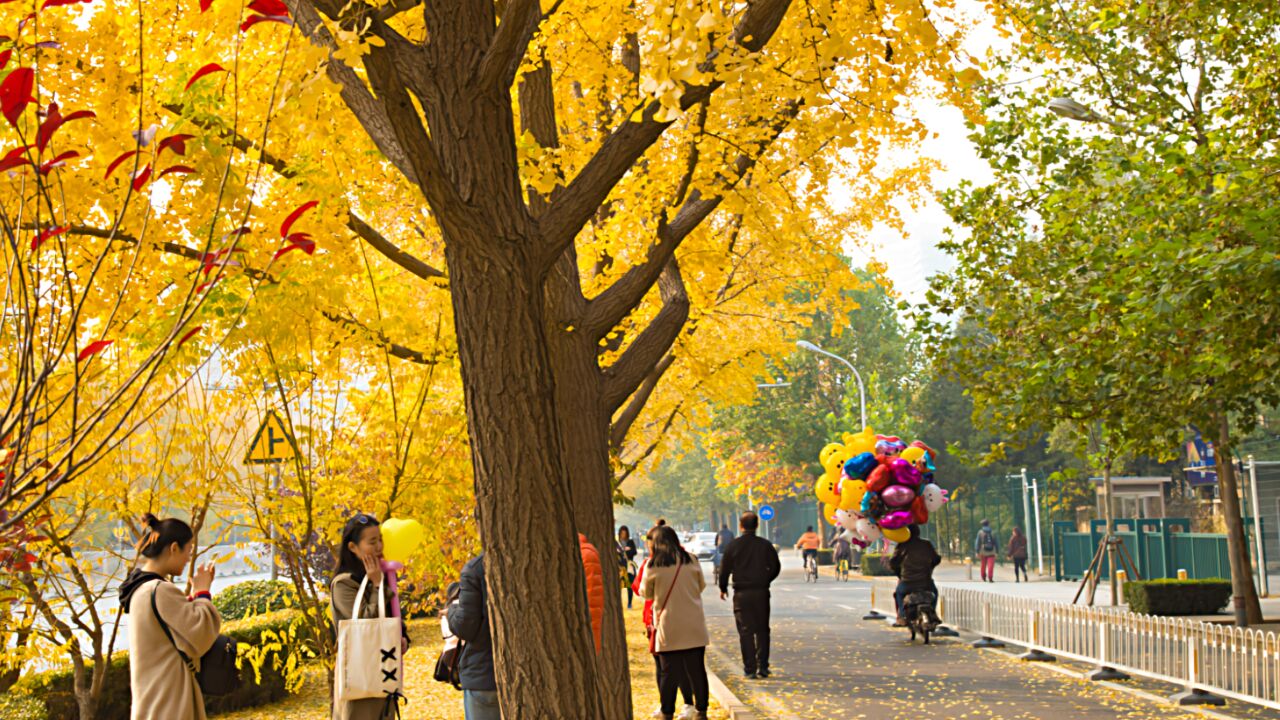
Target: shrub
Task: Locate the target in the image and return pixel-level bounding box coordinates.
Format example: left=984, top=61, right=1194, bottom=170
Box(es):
left=1123, top=578, right=1232, bottom=616
left=861, top=552, right=895, bottom=576
left=816, top=548, right=834, bottom=566
left=214, top=580, right=298, bottom=620
left=15, top=610, right=305, bottom=719
left=0, top=691, right=47, bottom=720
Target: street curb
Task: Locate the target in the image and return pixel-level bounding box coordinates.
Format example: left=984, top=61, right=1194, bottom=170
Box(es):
left=706, top=666, right=758, bottom=720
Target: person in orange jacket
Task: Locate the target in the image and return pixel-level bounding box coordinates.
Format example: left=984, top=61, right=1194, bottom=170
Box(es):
left=579, top=533, right=605, bottom=653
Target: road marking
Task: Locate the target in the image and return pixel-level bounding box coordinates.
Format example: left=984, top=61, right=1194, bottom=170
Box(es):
left=777, top=586, right=792, bottom=592
left=837, top=604, right=856, bottom=611
left=805, top=594, right=820, bottom=601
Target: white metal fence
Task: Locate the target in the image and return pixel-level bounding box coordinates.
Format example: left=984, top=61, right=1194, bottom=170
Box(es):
left=870, top=580, right=1280, bottom=709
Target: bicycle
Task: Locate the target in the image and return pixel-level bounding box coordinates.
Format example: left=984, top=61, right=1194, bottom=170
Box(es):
left=804, top=553, right=819, bottom=583
left=835, top=557, right=850, bottom=582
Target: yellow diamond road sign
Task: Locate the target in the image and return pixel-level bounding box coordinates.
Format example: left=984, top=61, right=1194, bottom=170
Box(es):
left=244, top=410, right=298, bottom=465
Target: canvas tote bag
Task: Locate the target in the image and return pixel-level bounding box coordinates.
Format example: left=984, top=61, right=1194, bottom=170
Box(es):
left=335, top=577, right=405, bottom=702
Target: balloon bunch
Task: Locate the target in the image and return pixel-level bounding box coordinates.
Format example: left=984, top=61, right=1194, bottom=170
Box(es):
left=814, top=428, right=950, bottom=545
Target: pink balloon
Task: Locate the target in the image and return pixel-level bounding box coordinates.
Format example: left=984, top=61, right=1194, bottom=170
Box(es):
left=880, top=510, right=914, bottom=529
left=881, top=484, right=916, bottom=508
left=890, top=458, right=922, bottom=487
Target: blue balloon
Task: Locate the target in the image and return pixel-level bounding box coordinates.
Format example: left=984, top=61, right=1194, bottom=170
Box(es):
left=843, top=452, right=878, bottom=481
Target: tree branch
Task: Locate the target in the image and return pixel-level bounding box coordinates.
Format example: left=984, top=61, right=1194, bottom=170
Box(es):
left=477, top=0, right=545, bottom=91
left=320, top=310, right=453, bottom=365
left=346, top=210, right=447, bottom=282
left=610, top=353, right=675, bottom=449
left=582, top=99, right=801, bottom=339
left=602, top=261, right=689, bottom=413
left=537, top=0, right=794, bottom=268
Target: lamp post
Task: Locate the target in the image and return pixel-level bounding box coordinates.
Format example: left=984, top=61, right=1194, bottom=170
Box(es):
left=1046, top=96, right=1131, bottom=131
left=795, top=340, right=867, bottom=429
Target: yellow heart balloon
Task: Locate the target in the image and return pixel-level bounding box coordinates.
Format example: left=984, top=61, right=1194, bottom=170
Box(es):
left=882, top=526, right=910, bottom=543
left=381, top=517, right=425, bottom=563
left=901, top=446, right=925, bottom=463
left=823, top=503, right=838, bottom=525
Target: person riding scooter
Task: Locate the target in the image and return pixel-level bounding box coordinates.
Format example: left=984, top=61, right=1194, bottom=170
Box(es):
left=889, top=524, right=941, bottom=627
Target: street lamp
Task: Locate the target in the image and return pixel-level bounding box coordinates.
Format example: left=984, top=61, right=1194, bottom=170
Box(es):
left=1046, top=96, right=1131, bottom=131
left=796, top=340, right=867, bottom=429
left=756, top=382, right=793, bottom=389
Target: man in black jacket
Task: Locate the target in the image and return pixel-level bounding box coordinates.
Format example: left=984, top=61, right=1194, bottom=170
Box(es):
left=447, top=553, right=500, bottom=719
left=718, top=512, right=781, bottom=679
left=889, top=524, right=941, bottom=627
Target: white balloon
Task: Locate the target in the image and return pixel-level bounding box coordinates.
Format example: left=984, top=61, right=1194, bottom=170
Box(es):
left=854, top=517, right=883, bottom=543
left=834, top=509, right=860, bottom=533
left=921, top=483, right=950, bottom=512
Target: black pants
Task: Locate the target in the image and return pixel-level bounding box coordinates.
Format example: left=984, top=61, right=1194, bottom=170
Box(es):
left=732, top=589, right=771, bottom=674
left=657, top=647, right=708, bottom=714
left=653, top=652, right=692, bottom=706
left=1013, top=557, right=1028, bottom=581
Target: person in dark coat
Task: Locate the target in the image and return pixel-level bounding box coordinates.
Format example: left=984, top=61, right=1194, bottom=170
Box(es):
left=1007, top=527, right=1029, bottom=582
left=890, top=524, right=941, bottom=626
left=717, top=512, right=781, bottom=679
left=447, top=554, right=499, bottom=720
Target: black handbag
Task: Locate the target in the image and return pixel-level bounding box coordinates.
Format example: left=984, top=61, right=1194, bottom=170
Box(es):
left=150, top=582, right=242, bottom=696
left=432, top=637, right=464, bottom=689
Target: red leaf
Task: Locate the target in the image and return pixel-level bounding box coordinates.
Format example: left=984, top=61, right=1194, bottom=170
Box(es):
left=222, top=226, right=252, bottom=240
left=247, top=0, right=287, bottom=15
left=199, top=0, right=212, bottom=10
left=196, top=279, right=218, bottom=293
left=156, top=164, right=194, bottom=179
left=17, top=14, right=36, bottom=33
left=131, top=164, right=152, bottom=191
left=273, top=244, right=300, bottom=260
left=177, top=325, right=203, bottom=347
left=104, top=150, right=137, bottom=179
left=41, top=0, right=92, bottom=8
left=0, top=50, right=11, bottom=72
left=0, top=145, right=30, bottom=173
left=31, top=224, right=66, bottom=250
left=239, top=13, right=292, bottom=31
left=38, top=150, right=78, bottom=174
left=184, top=63, right=226, bottom=91
left=279, top=200, right=317, bottom=237
left=1, top=67, right=35, bottom=126
left=156, top=133, right=195, bottom=158
left=76, top=339, right=113, bottom=361
left=37, top=105, right=95, bottom=152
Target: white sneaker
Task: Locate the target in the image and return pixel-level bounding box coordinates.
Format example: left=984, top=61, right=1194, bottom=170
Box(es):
left=679, top=705, right=697, bottom=720
left=651, top=706, right=664, bottom=718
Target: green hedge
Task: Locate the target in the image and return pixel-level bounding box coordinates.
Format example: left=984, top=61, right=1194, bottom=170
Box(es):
left=1124, top=579, right=1232, bottom=616
left=0, top=691, right=46, bottom=720
left=214, top=580, right=298, bottom=620
left=13, top=609, right=303, bottom=719
left=861, top=552, right=895, bottom=576
left=816, top=548, right=834, bottom=566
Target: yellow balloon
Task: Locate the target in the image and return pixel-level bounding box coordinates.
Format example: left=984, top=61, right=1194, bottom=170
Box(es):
left=814, top=476, right=839, bottom=506
left=882, top=526, right=910, bottom=543
left=846, top=426, right=877, bottom=456
left=381, top=518, right=425, bottom=562
left=901, top=447, right=925, bottom=463
left=823, top=503, right=838, bottom=525
left=819, top=443, right=846, bottom=466
left=838, top=478, right=867, bottom=511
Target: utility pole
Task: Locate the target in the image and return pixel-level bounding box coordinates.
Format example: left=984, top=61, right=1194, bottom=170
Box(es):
left=1031, top=476, right=1045, bottom=576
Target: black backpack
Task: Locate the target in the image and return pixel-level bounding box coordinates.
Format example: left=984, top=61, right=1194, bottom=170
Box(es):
left=150, top=583, right=242, bottom=696
left=979, top=531, right=996, bottom=553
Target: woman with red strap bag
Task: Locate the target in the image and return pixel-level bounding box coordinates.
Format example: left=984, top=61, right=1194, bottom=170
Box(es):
left=641, top=525, right=710, bottom=720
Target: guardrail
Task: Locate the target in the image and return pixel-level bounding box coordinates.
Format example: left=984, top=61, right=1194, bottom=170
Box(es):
left=868, top=580, right=1280, bottom=709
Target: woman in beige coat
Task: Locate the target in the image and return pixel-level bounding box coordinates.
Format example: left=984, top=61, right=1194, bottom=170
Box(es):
left=642, top=525, right=710, bottom=720
left=120, top=514, right=222, bottom=720
left=331, top=514, right=409, bottom=720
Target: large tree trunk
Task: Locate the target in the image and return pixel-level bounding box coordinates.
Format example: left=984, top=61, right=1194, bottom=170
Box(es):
left=446, top=240, right=606, bottom=718
left=1214, top=412, right=1264, bottom=626
left=546, top=263, right=632, bottom=720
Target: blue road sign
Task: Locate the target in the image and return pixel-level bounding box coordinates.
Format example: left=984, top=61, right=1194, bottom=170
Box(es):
left=758, top=505, right=775, bottom=521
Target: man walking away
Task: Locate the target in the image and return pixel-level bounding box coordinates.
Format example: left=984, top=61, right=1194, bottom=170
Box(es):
left=718, top=512, right=781, bottom=679
left=447, top=554, right=499, bottom=720
left=975, top=520, right=998, bottom=583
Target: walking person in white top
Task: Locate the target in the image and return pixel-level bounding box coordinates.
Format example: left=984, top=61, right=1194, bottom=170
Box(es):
left=641, top=525, right=710, bottom=720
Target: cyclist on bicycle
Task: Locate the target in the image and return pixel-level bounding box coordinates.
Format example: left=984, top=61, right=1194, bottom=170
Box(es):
left=829, top=530, right=852, bottom=575
left=794, top=527, right=821, bottom=574
left=890, top=524, right=941, bottom=627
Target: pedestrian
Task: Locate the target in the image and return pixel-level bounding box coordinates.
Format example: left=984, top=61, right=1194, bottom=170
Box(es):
left=1007, top=526, right=1029, bottom=582
left=975, top=519, right=998, bottom=582
left=618, top=526, right=639, bottom=610
left=718, top=511, right=781, bottom=680
left=634, top=528, right=695, bottom=719
left=890, top=524, right=941, bottom=626
left=642, top=525, right=711, bottom=720
left=330, top=513, right=410, bottom=720
left=579, top=533, right=605, bottom=652
left=447, top=553, right=500, bottom=720
left=120, top=513, right=222, bottom=720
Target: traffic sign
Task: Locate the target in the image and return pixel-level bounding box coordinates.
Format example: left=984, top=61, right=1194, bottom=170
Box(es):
left=244, top=410, right=298, bottom=465
left=758, top=505, right=775, bottom=521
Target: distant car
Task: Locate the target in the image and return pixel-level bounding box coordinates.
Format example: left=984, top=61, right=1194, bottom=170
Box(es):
left=683, top=532, right=718, bottom=561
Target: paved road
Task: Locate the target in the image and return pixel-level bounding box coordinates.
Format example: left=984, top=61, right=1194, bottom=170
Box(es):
left=701, top=555, right=1210, bottom=720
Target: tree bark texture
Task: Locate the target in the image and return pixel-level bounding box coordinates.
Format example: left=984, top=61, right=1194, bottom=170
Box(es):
left=1214, top=412, right=1264, bottom=626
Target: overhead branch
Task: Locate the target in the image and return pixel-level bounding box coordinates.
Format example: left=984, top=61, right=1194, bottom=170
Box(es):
left=610, top=353, right=675, bottom=449
left=602, top=261, right=689, bottom=413
left=477, top=0, right=545, bottom=91
left=36, top=224, right=278, bottom=283
left=346, top=211, right=447, bottom=281
left=536, top=0, right=794, bottom=267
left=321, top=309, right=454, bottom=365
left=582, top=99, right=801, bottom=339
left=614, top=403, right=683, bottom=485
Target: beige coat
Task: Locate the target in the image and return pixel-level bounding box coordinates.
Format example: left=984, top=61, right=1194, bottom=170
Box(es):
left=127, top=579, right=222, bottom=720
left=330, top=573, right=400, bottom=720
left=641, top=559, right=710, bottom=653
